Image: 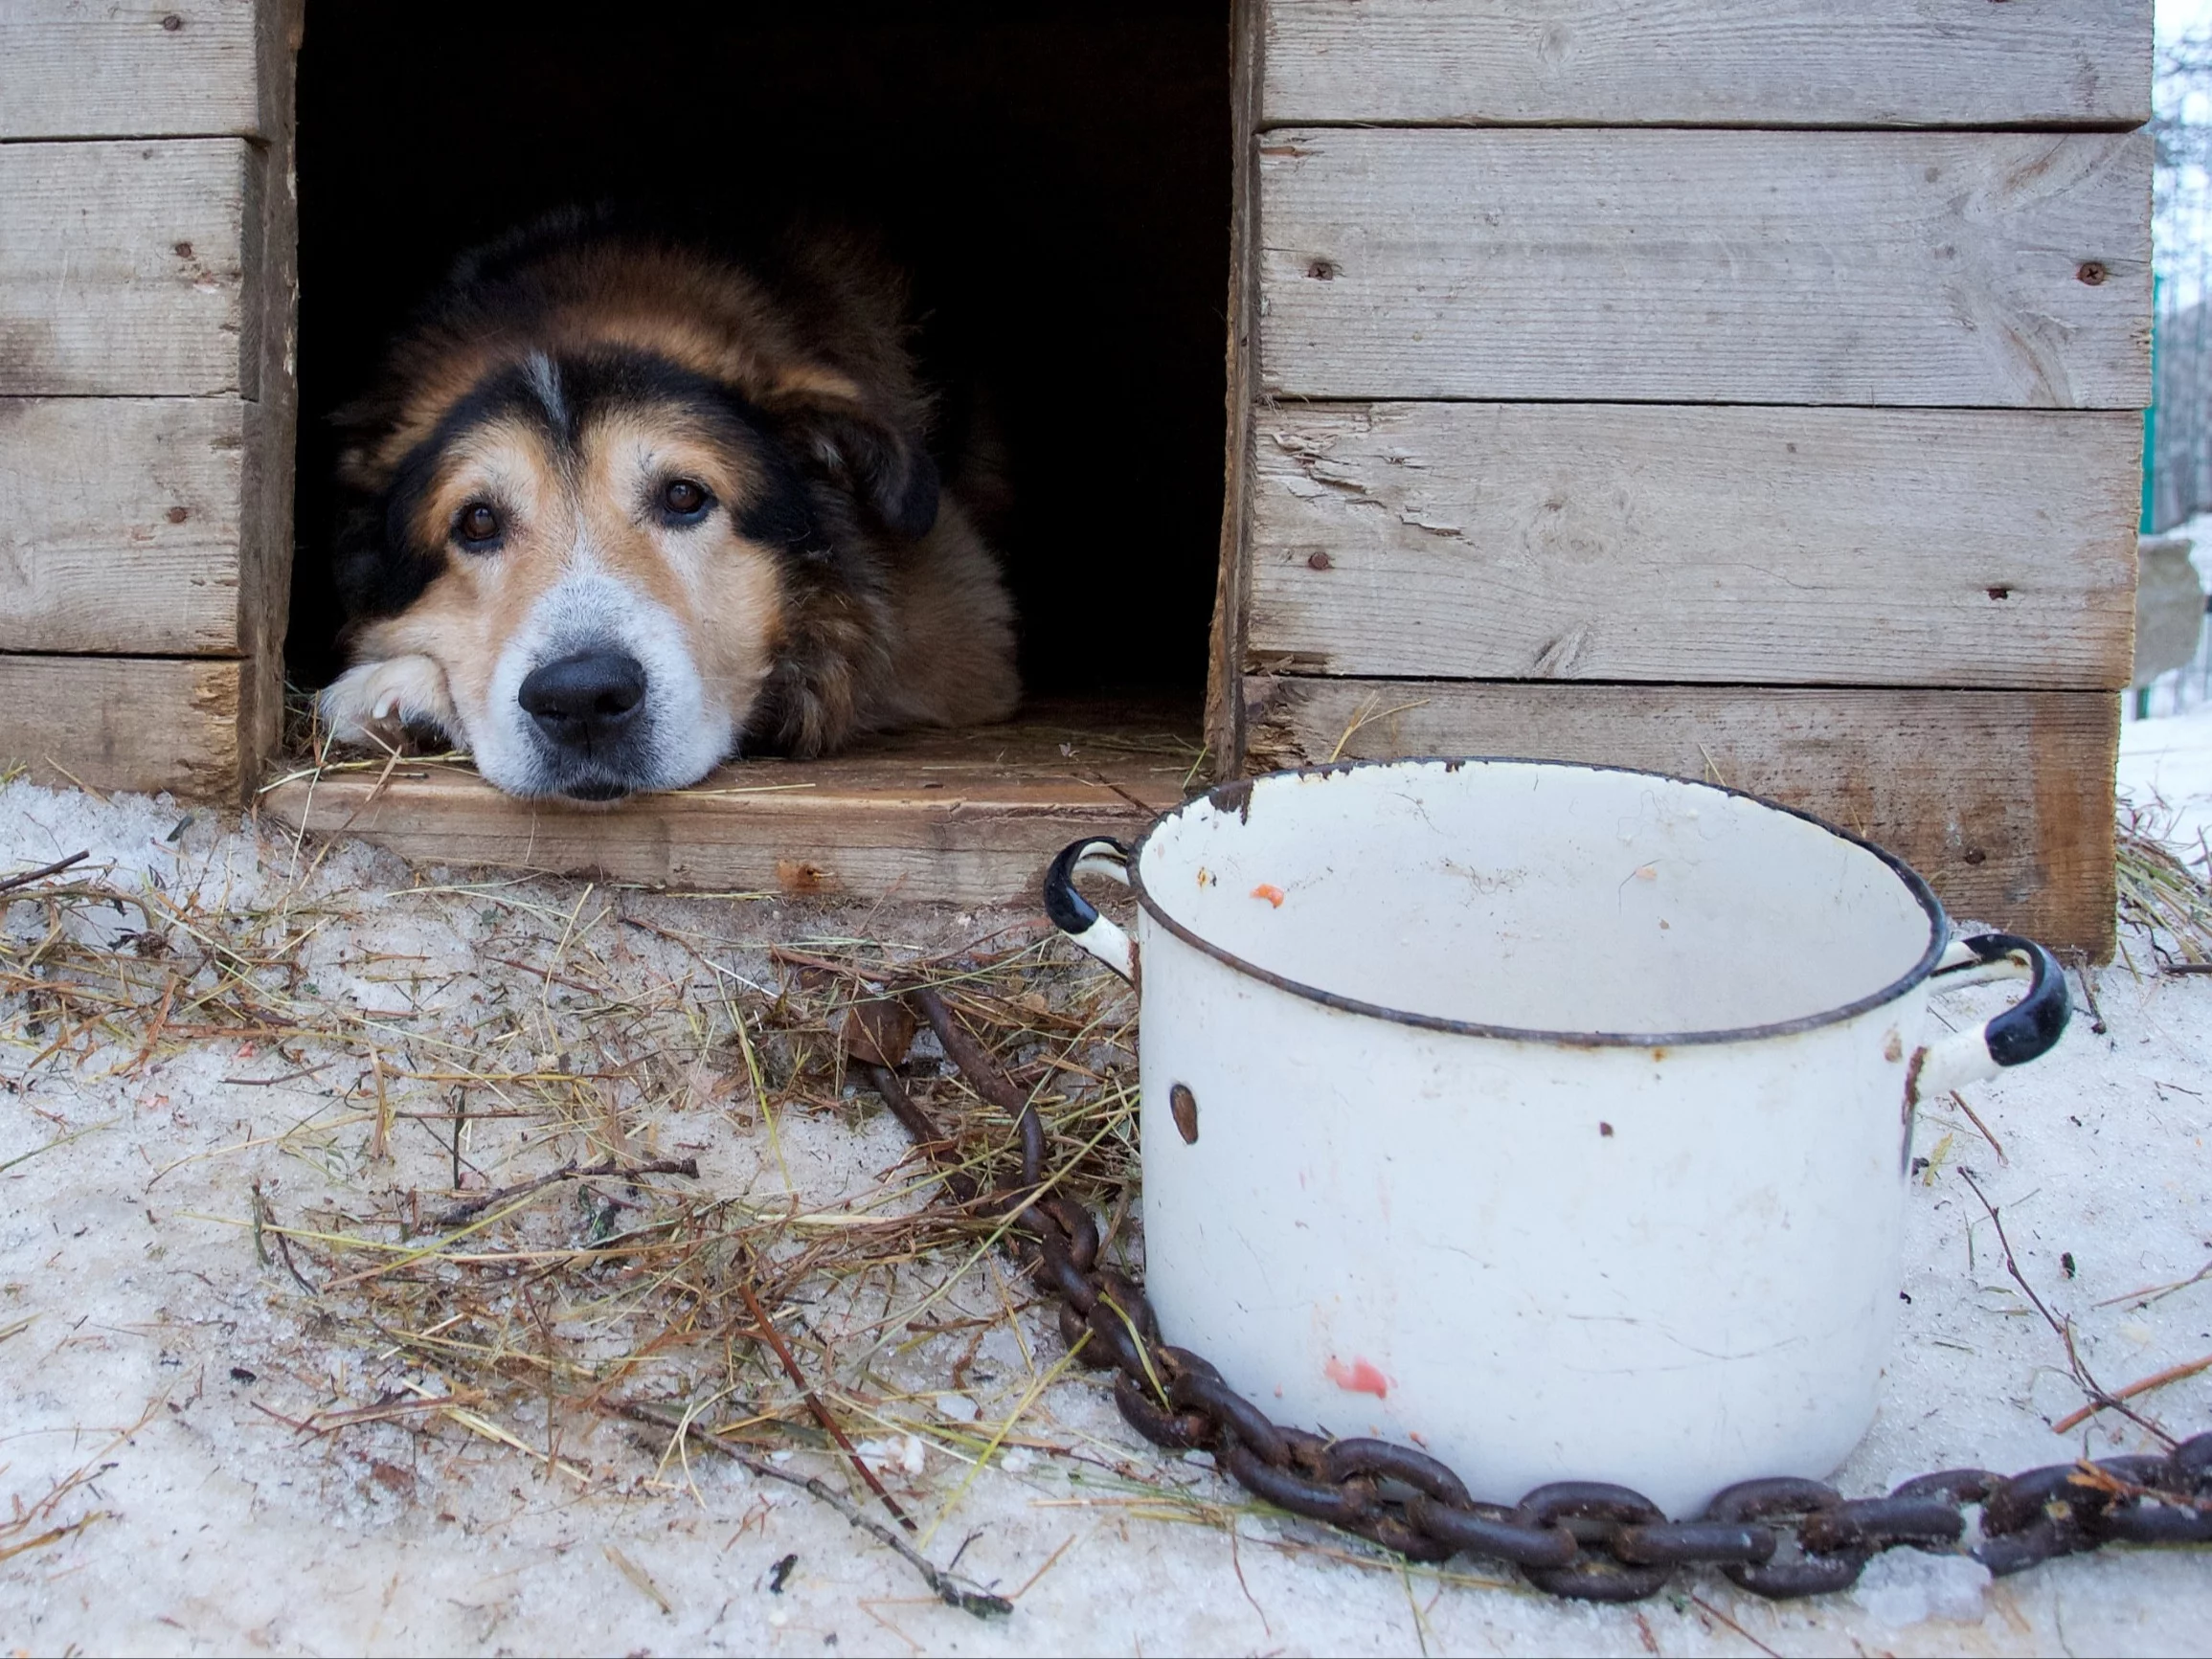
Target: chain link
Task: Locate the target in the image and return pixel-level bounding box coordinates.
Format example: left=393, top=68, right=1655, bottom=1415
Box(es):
left=859, top=989, right=2212, bottom=1603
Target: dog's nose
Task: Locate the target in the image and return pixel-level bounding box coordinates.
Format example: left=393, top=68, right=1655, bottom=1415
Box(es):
left=518, top=649, right=647, bottom=748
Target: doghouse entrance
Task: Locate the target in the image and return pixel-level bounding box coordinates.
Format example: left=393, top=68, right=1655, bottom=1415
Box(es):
left=270, top=0, right=1231, bottom=897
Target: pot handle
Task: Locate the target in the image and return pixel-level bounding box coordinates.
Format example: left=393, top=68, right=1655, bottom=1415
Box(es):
left=1044, top=837, right=1136, bottom=982
left=1909, top=932, right=2070, bottom=1102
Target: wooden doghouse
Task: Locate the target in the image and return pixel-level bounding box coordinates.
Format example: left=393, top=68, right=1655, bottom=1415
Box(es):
left=0, top=0, right=2151, bottom=957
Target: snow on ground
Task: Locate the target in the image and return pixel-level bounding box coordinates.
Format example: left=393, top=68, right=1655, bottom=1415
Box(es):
left=2, top=777, right=2209, bottom=1657
left=2123, top=700, right=2212, bottom=860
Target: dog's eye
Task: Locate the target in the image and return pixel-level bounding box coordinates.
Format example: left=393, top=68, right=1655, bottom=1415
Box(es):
left=456, top=503, right=502, bottom=547
left=659, top=479, right=712, bottom=524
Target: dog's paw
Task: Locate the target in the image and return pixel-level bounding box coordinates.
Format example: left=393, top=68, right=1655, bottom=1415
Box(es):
left=319, top=655, right=458, bottom=747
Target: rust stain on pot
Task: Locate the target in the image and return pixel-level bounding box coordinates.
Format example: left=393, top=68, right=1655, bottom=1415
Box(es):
left=1169, top=1083, right=1199, bottom=1144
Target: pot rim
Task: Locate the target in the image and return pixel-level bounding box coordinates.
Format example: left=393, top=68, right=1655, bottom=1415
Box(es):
left=1124, top=755, right=1949, bottom=1049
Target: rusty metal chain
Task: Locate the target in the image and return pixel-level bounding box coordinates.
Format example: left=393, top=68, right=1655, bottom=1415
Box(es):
left=853, top=986, right=2212, bottom=1604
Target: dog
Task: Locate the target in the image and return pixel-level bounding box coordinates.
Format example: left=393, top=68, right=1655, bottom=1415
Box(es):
left=318, top=215, right=1021, bottom=802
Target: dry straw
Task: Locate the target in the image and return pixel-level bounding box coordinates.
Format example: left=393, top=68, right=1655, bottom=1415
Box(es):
left=1, top=832, right=1162, bottom=1607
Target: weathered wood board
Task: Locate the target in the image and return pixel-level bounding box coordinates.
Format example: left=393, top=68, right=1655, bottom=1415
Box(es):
left=261, top=706, right=1202, bottom=905
left=0, top=0, right=280, bottom=140
left=0, top=397, right=274, bottom=658
left=1259, top=129, right=2151, bottom=407
left=1264, top=0, right=2152, bottom=130
left=0, top=655, right=260, bottom=800
left=1207, top=0, right=1266, bottom=782
left=0, top=139, right=261, bottom=398
left=1243, top=677, right=2118, bottom=955
left=1249, top=404, right=2142, bottom=688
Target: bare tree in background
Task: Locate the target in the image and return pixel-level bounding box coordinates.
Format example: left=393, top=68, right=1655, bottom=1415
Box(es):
left=2151, top=26, right=2212, bottom=531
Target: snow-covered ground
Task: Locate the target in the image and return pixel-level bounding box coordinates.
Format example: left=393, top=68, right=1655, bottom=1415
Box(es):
left=2, top=778, right=2208, bottom=1656
left=2123, top=699, right=2212, bottom=861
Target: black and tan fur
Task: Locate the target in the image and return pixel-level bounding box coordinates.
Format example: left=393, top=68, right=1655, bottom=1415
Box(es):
left=320, top=215, right=1019, bottom=801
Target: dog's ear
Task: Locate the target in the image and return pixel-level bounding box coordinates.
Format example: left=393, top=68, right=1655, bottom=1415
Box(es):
left=769, top=394, right=940, bottom=542
left=329, top=460, right=443, bottom=624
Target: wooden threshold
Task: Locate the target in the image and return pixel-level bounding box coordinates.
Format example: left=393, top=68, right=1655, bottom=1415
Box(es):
left=260, top=699, right=1203, bottom=905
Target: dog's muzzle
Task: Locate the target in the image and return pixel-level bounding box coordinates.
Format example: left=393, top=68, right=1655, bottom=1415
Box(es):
left=517, top=646, right=651, bottom=800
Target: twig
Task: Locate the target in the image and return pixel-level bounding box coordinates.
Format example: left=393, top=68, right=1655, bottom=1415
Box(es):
left=223, top=1062, right=332, bottom=1088
left=1228, top=1523, right=1273, bottom=1637
left=1948, top=1090, right=2007, bottom=1163
left=368, top=1052, right=392, bottom=1161
left=618, top=1401, right=1011, bottom=1619
left=2070, top=956, right=2108, bottom=1035
left=0, top=1115, right=119, bottom=1176
left=1958, top=1169, right=2177, bottom=1447
left=2051, top=1351, right=2212, bottom=1435
left=0, top=1514, right=102, bottom=1567
left=0, top=850, right=89, bottom=896
left=1688, top=1593, right=1782, bottom=1659
left=250, top=1178, right=322, bottom=1294
left=247, top=1397, right=317, bottom=1433
left=300, top=1391, right=488, bottom=1439
left=2097, top=1258, right=2212, bottom=1309
left=429, top=1156, right=699, bottom=1229
left=735, top=1276, right=918, bottom=1534
left=2064, top=1458, right=2212, bottom=1513
left=767, top=945, right=878, bottom=981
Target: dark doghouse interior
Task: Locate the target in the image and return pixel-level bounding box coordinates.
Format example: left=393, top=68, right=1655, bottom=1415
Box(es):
left=287, top=1, right=1230, bottom=715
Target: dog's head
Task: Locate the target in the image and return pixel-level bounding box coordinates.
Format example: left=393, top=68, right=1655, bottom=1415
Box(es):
left=321, top=342, right=937, bottom=801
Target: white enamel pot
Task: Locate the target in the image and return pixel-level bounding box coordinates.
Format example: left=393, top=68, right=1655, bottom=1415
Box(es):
left=1043, top=758, right=2067, bottom=1518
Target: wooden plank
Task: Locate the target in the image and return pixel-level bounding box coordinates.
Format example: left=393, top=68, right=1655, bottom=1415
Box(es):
left=1249, top=404, right=2143, bottom=688
left=0, top=0, right=282, bottom=140
left=260, top=704, right=1204, bottom=905
left=1242, top=677, right=2118, bottom=957
left=0, top=655, right=246, bottom=799
left=1206, top=0, right=1263, bottom=778
left=1264, top=0, right=2152, bottom=130
left=237, top=19, right=300, bottom=786
left=0, top=139, right=260, bottom=397
left=1259, top=129, right=2151, bottom=407
left=0, top=397, right=267, bottom=657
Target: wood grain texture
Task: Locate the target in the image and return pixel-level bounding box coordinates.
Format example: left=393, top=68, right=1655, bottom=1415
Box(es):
left=1242, top=677, right=2118, bottom=956
left=1249, top=403, right=2142, bottom=688
left=261, top=705, right=1202, bottom=905
left=1207, top=0, right=1264, bottom=778
left=1259, top=128, right=2151, bottom=407
left=0, top=655, right=245, bottom=798
left=237, top=13, right=300, bottom=787
left=0, top=0, right=281, bottom=140
left=0, top=139, right=259, bottom=397
left=0, top=398, right=267, bottom=656
left=1264, top=0, right=2152, bottom=129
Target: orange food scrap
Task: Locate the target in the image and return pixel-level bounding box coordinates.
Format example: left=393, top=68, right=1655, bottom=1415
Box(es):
left=1324, top=1356, right=1389, bottom=1398
left=1251, top=883, right=1286, bottom=908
